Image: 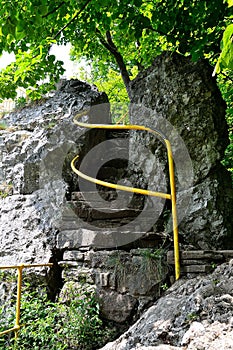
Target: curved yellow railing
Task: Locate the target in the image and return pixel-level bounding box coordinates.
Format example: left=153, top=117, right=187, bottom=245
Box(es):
left=71, top=110, right=180, bottom=280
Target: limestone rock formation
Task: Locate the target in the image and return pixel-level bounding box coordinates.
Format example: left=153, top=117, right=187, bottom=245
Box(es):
left=0, top=79, right=109, bottom=266
left=129, top=52, right=233, bottom=250
left=100, top=259, right=233, bottom=349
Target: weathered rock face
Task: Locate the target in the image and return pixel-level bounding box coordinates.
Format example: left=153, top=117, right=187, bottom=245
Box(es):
left=100, top=259, right=233, bottom=350
left=129, top=52, right=233, bottom=250
left=0, top=79, right=109, bottom=266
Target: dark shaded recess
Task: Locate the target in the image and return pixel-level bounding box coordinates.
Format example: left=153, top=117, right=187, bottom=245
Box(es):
left=46, top=248, right=64, bottom=301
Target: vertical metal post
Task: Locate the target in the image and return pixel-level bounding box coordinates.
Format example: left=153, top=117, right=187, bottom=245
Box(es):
left=15, top=264, right=23, bottom=339
left=0, top=263, right=53, bottom=338
left=165, top=140, right=180, bottom=280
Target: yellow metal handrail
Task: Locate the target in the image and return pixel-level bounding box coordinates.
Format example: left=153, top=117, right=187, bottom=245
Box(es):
left=71, top=111, right=180, bottom=280
left=0, top=263, right=53, bottom=338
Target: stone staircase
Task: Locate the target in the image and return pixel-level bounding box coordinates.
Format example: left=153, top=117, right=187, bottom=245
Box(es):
left=57, top=186, right=166, bottom=250
left=57, top=128, right=233, bottom=276
left=57, top=128, right=166, bottom=250
left=55, top=129, right=171, bottom=324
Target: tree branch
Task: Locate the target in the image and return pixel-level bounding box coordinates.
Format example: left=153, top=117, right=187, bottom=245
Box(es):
left=97, top=29, right=132, bottom=99
left=53, top=0, right=92, bottom=40
left=42, top=2, right=65, bottom=18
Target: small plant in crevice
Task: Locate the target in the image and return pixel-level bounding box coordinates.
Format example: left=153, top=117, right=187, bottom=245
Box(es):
left=0, top=270, right=16, bottom=283
left=44, top=121, right=57, bottom=130
left=139, top=247, right=165, bottom=261
left=211, top=262, right=217, bottom=270
left=0, top=280, right=113, bottom=350
left=186, top=312, right=199, bottom=323
left=107, top=253, right=128, bottom=286
left=0, top=121, right=17, bottom=133
left=0, top=121, right=16, bottom=132
left=212, top=278, right=220, bottom=286
left=160, top=282, right=169, bottom=291
left=138, top=246, right=168, bottom=278
left=0, top=182, right=13, bottom=198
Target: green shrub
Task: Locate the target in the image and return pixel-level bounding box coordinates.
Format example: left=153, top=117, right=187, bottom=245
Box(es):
left=0, top=282, right=111, bottom=350
left=14, top=97, right=27, bottom=110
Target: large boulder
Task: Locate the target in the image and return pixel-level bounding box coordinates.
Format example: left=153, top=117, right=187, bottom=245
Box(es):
left=129, top=52, right=233, bottom=249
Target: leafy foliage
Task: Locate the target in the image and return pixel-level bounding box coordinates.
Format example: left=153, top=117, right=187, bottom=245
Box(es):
left=0, top=282, right=112, bottom=350
left=0, top=39, right=64, bottom=101
left=214, top=24, right=233, bottom=75
left=78, top=66, right=130, bottom=104
left=214, top=0, right=233, bottom=74
left=0, top=0, right=231, bottom=99
left=218, top=73, right=233, bottom=181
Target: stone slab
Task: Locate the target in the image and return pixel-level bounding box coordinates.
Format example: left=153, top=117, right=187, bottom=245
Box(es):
left=167, top=250, right=233, bottom=264
left=181, top=265, right=213, bottom=273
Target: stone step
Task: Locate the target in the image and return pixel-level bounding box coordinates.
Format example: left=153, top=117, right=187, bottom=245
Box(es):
left=71, top=191, right=144, bottom=208
left=68, top=191, right=144, bottom=224
left=167, top=250, right=233, bottom=264
left=59, top=182, right=165, bottom=249
left=106, top=129, right=129, bottom=139
left=96, top=166, right=128, bottom=181
left=56, top=228, right=149, bottom=250
left=167, top=250, right=233, bottom=274
left=60, top=213, right=155, bottom=230
left=181, top=265, right=213, bottom=274
left=67, top=201, right=141, bottom=220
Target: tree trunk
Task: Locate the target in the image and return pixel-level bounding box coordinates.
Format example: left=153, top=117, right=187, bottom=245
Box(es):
left=99, top=30, right=132, bottom=100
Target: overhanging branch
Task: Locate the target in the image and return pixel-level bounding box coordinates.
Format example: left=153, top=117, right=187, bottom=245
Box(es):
left=53, top=0, right=92, bottom=40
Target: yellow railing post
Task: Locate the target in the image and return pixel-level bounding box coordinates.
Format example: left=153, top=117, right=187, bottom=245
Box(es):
left=165, top=140, right=180, bottom=280
left=0, top=263, right=53, bottom=338
left=15, top=264, right=23, bottom=339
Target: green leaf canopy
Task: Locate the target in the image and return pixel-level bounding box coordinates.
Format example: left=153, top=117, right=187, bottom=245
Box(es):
left=0, top=0, right=230, bottom=99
